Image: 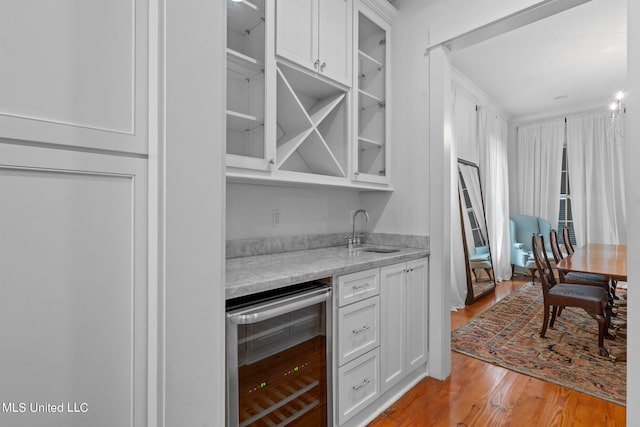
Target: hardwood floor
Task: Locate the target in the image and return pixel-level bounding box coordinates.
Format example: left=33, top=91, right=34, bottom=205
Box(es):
left=368, top=276, right=626, bottom=427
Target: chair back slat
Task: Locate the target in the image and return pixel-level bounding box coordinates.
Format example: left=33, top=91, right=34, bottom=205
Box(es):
left=549, top=229, right=564, bottom=263
left=562, top=227, right=575, bottom=255
left=549, top=229, right=567, bottom=281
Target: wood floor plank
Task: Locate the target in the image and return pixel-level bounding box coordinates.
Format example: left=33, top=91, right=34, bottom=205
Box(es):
left=368, top=276, right=626, bottom=427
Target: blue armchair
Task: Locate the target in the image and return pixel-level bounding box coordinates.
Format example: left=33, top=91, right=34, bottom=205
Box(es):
left=510, top=214, right=554, bottom=277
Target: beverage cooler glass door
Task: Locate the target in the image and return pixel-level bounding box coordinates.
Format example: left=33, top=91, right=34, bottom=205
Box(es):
left=226, top=283, right=332, bottom=426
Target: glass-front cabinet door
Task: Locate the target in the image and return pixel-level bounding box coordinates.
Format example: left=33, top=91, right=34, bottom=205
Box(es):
left=226, top=0, right=275, bottom=170
left=353, top=4, right=391, bottom=185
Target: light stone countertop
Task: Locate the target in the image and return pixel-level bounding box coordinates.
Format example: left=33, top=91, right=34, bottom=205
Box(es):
left=226, top=245, right=430, bottom=299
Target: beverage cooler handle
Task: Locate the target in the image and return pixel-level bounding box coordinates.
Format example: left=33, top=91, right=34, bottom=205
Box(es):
left=227, top=287, right=331, bottom=325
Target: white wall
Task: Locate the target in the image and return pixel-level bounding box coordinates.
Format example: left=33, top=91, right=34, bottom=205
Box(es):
left=361, top=3, right=430, bottom=237
left=226, top=183, right=367, bottom=239
left=161, top=1, right=226, bottom=426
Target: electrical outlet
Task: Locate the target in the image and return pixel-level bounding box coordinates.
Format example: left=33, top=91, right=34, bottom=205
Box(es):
left=272, top=209, right=281, bottom=227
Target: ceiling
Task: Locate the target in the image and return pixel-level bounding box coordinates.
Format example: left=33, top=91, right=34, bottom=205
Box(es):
left=449, top=0, right=627, bottom=121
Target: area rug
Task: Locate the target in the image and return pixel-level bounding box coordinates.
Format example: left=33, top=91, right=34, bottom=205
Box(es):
left=451, top=282, right=627, bottom=406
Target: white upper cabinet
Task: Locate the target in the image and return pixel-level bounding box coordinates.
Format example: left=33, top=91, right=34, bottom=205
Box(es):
left=353, top=0, right=394, bottom=185
left=0, top=0, right=149, bottom=155
left=276, top=0, right=352, bottom=87
left=228, top=0, right=396, bottom=191
left=226, top=0, right=276, bottom=170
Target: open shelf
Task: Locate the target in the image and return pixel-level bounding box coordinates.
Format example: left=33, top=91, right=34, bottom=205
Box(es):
left=227, top=110, right=262, bottom=130
left=359, top=50, right=383, bottom=71
left=359, top=89, right=384, bottom=109
left=275, top=63, right=347, bottom=177
left=232, top=0, right=258, bottom=11
left=358, top=136, right=383, bottom=147
left=227, top=48, right=263, bottom=70
left=358, top=140, right=385, bottom=176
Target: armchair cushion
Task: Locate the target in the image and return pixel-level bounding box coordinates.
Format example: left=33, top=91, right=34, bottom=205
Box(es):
left=510, top=214, right=554, bottom=270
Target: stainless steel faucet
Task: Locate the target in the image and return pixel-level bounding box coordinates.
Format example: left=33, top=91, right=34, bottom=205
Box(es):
left=352, top=209, right=369, bottom=246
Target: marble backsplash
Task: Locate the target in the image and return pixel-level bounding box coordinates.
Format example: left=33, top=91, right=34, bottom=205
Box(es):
left=226, top=232, right=429, bottom=259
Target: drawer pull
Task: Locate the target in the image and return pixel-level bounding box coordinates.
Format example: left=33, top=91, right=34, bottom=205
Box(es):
left=352, top=282, right=370, bottom=291
left=352, top=325, right=370, bottom=335
left=352, top=378, right=370, bottom=391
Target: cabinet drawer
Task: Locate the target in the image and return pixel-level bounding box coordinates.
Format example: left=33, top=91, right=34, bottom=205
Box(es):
left=337, top=348, right=380, bottom=425
left=338, top=296, right=379, bottom=366
left=337, top=268, right=379, bottom=307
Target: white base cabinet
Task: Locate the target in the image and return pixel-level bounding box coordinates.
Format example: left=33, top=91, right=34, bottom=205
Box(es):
left=380, top=258, right=428, bottom=393
left=334, top=257, right=428, bottom=425
left=335, top=268, right=381, bottom=425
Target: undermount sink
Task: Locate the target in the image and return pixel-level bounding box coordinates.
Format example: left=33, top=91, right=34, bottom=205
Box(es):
left=362, top=247, right=400, bottom=253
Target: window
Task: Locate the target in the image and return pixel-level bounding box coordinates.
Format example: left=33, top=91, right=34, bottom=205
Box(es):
left=558, top=145, right=576, bottom=246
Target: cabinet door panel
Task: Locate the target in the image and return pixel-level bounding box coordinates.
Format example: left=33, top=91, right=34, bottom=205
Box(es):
left=0, top=0, right=149, bottom=154
left=276, top=0, right=317, bottom=71
left=318, top=0, right=352, bottom=86
left=337, top=267, right=379, bottom=307
left=0, top=144, right=148, bottom=427
left=406, top=258, right=428, bottom=371
left=338, top=296, right=380, bottom=365
left=337, top=348, right=379, bottom=425
left=379, top=262, right=405, bottom=393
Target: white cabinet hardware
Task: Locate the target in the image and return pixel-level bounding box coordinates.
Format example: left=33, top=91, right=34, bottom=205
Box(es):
left=352, top=378, right=370, bottom=390
left=352, top=325, right=371, bottom=334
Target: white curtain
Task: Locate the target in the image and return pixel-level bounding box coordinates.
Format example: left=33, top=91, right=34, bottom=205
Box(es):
left=514, top=120, right=564, bottom=224
left=450, top=85, right=475, bottom=310
left=566, top=112, right=627, bottom=245
left=478, top=108, right=511, bottom=281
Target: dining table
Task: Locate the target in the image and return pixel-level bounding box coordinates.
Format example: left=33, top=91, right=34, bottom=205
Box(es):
left=556, top=243, right=627, bottom=360
left=556, top=243, right=627, bottom=282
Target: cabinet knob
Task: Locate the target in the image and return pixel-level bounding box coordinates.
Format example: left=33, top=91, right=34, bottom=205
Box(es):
left=320, top=62, right=326, bottom=71
left=314, top=59, right=320, bottom=69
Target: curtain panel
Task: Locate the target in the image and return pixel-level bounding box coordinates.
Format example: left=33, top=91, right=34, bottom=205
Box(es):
left=478, top=108, right=511, bottom=282
left=514, top=120, right=564, bottom=225
left=566, top=112, right=627, bottom=245
left=450, top=87, right=476, bottom=310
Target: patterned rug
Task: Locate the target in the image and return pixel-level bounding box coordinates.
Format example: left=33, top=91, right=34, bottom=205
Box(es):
left=452, top=282, right=627, bottom=406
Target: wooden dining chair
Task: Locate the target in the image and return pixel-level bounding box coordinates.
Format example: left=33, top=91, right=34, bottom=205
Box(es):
left=532, top=234, right=611, bottom=357
left=558, top=227, right=618, bottom=300
left=562, top=226, right=575, bottom=255
left=549, top=229, right=610, bottom=290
